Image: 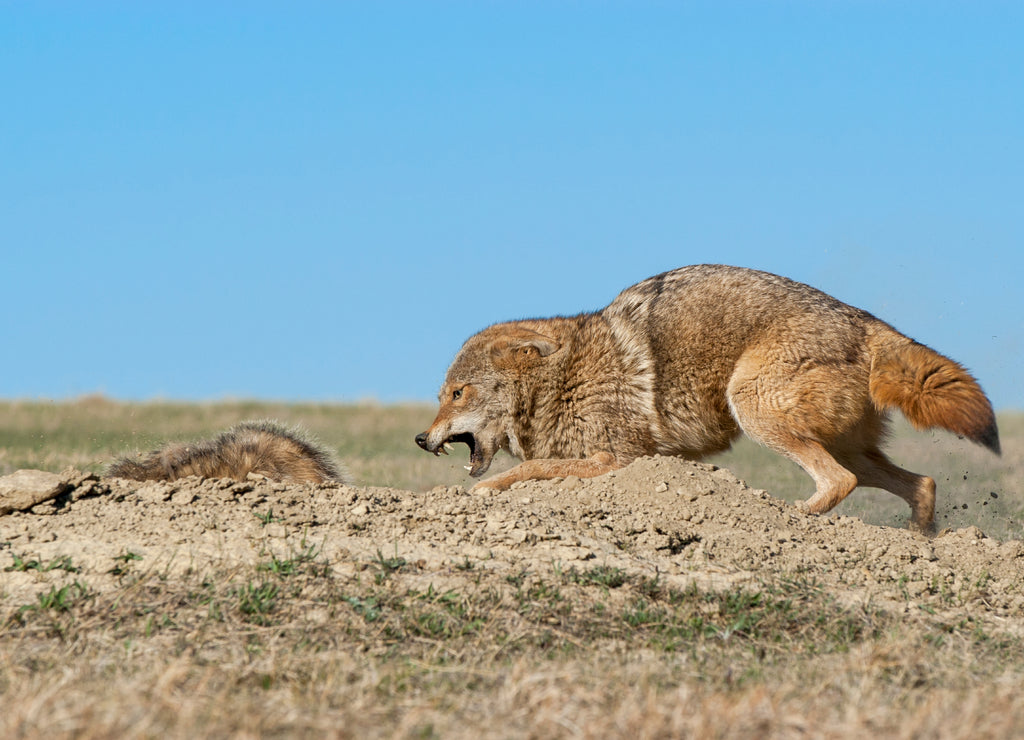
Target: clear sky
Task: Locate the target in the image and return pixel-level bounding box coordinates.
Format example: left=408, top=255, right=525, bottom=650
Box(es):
left=2, top=3, right=1021, bottom=409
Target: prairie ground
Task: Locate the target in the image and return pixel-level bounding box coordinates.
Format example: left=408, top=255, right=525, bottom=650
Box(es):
left=1, top=399, right=1022, bottom=738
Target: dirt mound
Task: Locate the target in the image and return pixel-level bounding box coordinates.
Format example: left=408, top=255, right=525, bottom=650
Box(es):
left=3, top=456, right=1022, bottom=621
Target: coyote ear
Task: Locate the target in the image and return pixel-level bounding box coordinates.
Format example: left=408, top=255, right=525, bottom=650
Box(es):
left=488, top=329, right=560, bottom=370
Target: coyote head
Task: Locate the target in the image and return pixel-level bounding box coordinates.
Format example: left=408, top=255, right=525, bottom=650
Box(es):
left=416, top=323, right=560, bottom=477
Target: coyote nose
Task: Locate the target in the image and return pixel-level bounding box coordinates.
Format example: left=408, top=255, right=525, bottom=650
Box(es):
left=415, top=432, right=429, bottom=450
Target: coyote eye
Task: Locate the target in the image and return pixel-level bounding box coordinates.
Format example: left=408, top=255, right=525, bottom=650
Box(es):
left=452, top=388, right=463, bottom=401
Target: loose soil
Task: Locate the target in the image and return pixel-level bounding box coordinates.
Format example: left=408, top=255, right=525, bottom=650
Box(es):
left=4, top=456, right=1022, bottom=622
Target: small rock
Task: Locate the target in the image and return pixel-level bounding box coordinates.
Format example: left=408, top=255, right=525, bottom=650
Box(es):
left=170, top=490, right=196, bottom=505
left=60, top=468, right=98, bottom=489
left=137, top=483, right=172, bottom=504
left=960, top=525, right=987, bottom=541
left=30, top=501, right=59, bottom=516
left=0, top=470, right=70, bottom=515
left=508, top=529, right=531, bottom=544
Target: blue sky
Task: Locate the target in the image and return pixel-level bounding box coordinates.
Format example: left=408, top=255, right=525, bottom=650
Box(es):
left=2, top=2, right=1021, bottom=409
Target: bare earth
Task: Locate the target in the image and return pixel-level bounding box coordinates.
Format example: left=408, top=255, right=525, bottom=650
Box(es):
left=5, top=455, right=1024, bottom=737
left=4, top=456, right=1022, bottom=622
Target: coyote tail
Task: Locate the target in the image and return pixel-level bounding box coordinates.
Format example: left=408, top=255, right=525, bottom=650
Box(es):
left=108, top=420, right=350, bottom=484
left=869, top=340, right=1000, bottom=454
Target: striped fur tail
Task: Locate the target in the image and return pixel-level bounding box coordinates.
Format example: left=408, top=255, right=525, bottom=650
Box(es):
left=108, top=420, right=350, bottom=484
left=869, top=342, right=1000, bottom=454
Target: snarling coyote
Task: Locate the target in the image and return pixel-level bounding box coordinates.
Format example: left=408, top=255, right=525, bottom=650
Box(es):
left=417, top=264, right=999, bottom=531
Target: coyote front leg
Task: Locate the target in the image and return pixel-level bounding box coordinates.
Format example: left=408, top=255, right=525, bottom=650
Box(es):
left=471, top=452, right=620, bottom=492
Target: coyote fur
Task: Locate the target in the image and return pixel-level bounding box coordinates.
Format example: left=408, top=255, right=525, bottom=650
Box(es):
left=109, top=420, right=349, bottom=485
left=416, top=264, right=999, bottom=531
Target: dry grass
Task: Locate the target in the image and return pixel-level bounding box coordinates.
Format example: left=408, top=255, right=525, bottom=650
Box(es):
left=4, top=546, right=1024, bottom=739
left=2, top=398, right=1023, bottom=738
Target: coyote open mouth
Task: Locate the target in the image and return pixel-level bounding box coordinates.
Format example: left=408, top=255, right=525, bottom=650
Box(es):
left=416, top=430, right=490, bottom=477
left=444, top=432, right=488, bottom=477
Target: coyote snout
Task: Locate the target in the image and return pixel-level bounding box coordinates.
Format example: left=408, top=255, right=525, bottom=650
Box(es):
left=418, top=264, right=999, bottom=532
left=416, top=382, right=505, bottom=477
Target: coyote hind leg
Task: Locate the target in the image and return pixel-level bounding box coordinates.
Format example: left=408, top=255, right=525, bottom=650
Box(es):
left=745, top=429, right=859, bottom=516
left=838, top=449, right=936, bottom=533
left=729, top=361, right=937, bottom=531
left=727, top=360, right=860, bottom=517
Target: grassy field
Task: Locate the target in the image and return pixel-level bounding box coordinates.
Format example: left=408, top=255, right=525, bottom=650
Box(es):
left=2, top=399, right=1023, bottom=738
left=0, top=397, right=441, bottom=492
left=4, top=540, right=1024, bottom=738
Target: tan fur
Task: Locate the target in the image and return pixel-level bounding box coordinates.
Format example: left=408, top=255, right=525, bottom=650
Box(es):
left=869, top=343, right=1000, bottom=451
left=416, top=264, right=999, bottom=532
left=109, top=420, right=349, bottom=485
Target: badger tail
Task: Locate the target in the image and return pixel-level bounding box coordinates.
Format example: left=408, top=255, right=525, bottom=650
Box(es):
left=108, top=420, right=350, bottom=484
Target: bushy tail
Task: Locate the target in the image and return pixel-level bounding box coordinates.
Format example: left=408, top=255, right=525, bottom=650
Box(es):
left=106, top=455, right=166, bottom=481
left=108, top=420, right=350, bottom=484
left=869, top=340, right=1000, bottom=454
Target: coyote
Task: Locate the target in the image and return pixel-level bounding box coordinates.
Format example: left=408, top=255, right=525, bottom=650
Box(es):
left=109, top=420, right=349, bottom=485
left=416, top=264, right=999, bottom=531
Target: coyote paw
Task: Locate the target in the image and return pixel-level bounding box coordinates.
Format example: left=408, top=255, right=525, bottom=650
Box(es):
left=794, top=501, right=818, bottom=517
left=908, top=518, right=937, bottom=537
